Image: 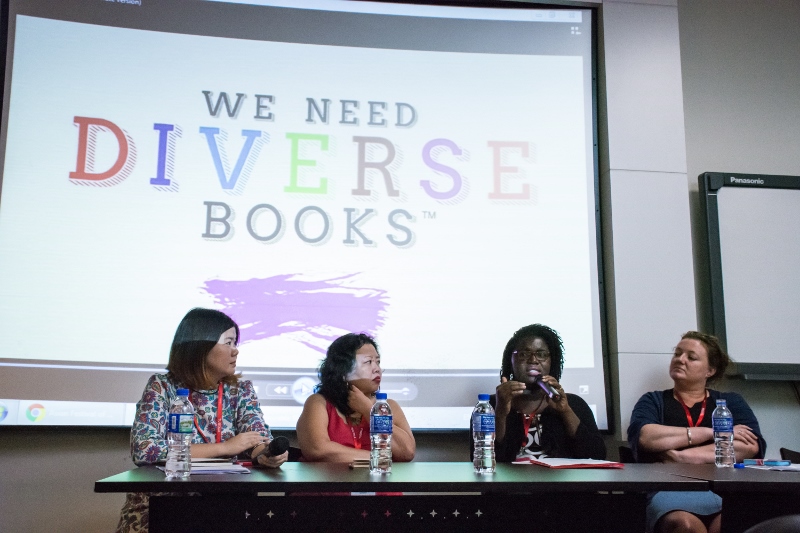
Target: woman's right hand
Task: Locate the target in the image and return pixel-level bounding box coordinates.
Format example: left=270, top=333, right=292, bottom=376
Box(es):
left=223, top=431, right=270, bottom=456
left=347, top=384, right=375, bottom=420
left=496, top=376, right=526, bottom=415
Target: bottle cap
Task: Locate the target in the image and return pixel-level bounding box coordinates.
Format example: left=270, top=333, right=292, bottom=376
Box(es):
left=375, top=392, right=388, bottom=400
left=176, top=388, right=190, bottom=396
left=478, top=394, right=490, bottom=401
left=716, top=399, right=726, bottom=405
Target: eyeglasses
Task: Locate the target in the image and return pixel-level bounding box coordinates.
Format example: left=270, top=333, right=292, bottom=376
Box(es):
left=512, top=349, right=551, bottom=363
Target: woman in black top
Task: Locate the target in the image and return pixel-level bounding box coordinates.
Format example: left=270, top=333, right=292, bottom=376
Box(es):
left=474, top=324, right=605, bottom=462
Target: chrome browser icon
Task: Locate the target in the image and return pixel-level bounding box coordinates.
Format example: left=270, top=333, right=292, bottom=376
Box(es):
left=25, top=403, right=46, bottom=422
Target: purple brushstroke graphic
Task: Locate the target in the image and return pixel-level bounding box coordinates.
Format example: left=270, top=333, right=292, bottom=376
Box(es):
left=201, top=274, right=389, bottom=353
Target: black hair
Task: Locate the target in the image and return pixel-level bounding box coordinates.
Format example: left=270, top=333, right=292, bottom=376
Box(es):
left=316, top=333, right=379, bottom=417
left=500, top=324, right=565, bottom=381
left=167, top=308, right=240, bottom=390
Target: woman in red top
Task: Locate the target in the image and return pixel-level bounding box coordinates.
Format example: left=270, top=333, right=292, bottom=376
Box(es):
left=296, top=333, right=415, bottom=462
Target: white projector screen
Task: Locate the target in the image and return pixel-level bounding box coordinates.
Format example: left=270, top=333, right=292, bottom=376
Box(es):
left=0, top=0, right=606, bottom=429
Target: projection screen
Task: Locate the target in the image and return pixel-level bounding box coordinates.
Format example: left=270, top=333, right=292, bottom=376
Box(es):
left=0, top=0, right=606, bottom=429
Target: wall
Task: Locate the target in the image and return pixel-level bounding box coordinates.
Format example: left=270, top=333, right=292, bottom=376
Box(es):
left=678, top=0, right=800, bottom=454
left=598, top=0, right=697, bottom=442
left=2, top=1, right=800, bottom=532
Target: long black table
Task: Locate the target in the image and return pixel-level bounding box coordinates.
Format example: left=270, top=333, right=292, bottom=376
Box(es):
left=652, top=463, right=800, bottom=533
left=96, top=462, right=708, bottom=532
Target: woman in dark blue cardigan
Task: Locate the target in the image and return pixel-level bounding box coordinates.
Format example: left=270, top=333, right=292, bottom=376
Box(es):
left=628, top=331, right=766, bottom=533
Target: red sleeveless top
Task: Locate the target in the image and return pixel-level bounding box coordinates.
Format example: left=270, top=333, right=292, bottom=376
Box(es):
left=327, top=400, right=371, bottom=450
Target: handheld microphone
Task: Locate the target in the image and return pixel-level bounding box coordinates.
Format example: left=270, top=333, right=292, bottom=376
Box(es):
left=252, top=436, right=290, bottom=463
left=526, top=377, right=562, bottom=401
left=536, top=377, right=561, bottom=401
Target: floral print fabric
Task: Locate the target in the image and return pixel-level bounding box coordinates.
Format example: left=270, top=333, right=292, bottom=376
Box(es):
left=115, top=373, right=270, bottom=532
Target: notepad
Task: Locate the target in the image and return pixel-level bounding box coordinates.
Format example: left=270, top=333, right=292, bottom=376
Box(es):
left=190, top=463, right=251, bottom=475
left=157, top=461, right=251, bottom=475
left=513, top=457, right=624, bottom=469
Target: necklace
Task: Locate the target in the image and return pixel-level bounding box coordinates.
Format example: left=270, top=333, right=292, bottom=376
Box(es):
left=521, top=412, right=542, bottom=450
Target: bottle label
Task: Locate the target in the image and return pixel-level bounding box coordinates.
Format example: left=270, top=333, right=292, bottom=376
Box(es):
left=371, top=414, right=393, bottom=434
left=473, top=413, right=495, bottom=433
left=712, top=417, right=733, bottom=432
left=169, top=413, right=194, bottom=434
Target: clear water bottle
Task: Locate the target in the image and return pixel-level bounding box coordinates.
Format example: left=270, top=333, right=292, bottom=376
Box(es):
left=472, top=393, right=496, bottom=474
left=165, top=388, right=194, bottom=480
left=712, top=398, right=735, bottom=467
left=370, top=392, right=392, bottom=474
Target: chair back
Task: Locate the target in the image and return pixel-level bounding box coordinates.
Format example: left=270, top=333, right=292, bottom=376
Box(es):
left=618, top=445, right=636, bottom=463
left=780, top=447, right=800, bottom=464
left=742, top=514, right=800, bottom=533
left=288, top=446, right=303, bottom=462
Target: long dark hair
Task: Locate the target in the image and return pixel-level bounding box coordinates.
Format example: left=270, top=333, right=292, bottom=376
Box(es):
left=167, top=308, right=240, bottom=390
left=500, top=324, right=565, bottom=381
left=316, top=333, right=378, bottom=416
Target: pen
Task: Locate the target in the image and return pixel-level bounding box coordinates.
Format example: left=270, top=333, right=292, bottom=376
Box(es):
left=742, top=459, right=791, bottom=466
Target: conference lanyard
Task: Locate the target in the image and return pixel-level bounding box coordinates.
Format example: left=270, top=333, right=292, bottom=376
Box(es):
left=350, top=424, right=364, bottom=449
left=521, top=413, right=539, bottom=448
left=676, top=392, right=707, bottom=427
left=193, top=382, right=224, bottom=444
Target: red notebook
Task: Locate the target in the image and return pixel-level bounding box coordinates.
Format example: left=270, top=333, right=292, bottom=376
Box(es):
left=513, top=457, right=624, bottom=469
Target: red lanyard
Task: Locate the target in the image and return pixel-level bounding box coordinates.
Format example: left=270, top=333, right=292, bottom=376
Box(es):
left=676, top=391, right=707, bottom=427
left=193, top=382, right=224, bottom=444
left=350, top=423, right=364, bottom=449
left=521, top=413, right=536, bottom=447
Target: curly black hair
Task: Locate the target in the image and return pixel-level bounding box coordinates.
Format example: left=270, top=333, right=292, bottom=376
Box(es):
left=316, top=333, right=379, bottom=417
left=500, top=324, right=565, bottom=381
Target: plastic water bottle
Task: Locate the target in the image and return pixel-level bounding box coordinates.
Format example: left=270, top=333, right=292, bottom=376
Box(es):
left=712, top=398, right=735, bottom=467
left=472, top=394, right=496, bottom=474
left=165, top=388, right=194, bottom=479
left=370, top=392, right=392, bottom=474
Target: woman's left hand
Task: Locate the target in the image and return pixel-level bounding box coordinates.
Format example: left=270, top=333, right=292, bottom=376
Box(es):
left=541, top=376, right=569, bottom=413
left=256, top=450, right=288, bottom=468
left=732, top=424, right=759, bottom=447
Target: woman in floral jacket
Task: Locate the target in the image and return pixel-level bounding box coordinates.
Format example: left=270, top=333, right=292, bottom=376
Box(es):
left=116, top=308, right=286, bottom=532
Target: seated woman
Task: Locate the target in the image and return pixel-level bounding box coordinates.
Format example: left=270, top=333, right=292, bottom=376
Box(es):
left=296, top=332, right=415, bottom=462
left=482, top=323, right=606, bottom=462
left=627, top=331, right=766, bottom=533
left=116, top=308, right=287, bottom=533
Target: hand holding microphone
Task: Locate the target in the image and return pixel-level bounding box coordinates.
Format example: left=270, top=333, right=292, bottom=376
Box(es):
left=252, top=435, right=290, bottom=467
left=534, top=376, right=562, bottom=402
left=525, top=371, right=562, bottom=402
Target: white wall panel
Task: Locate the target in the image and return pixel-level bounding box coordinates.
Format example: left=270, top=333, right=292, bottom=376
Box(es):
left=607, top=169, right=696, bottom=354
left=615, top=351, right=674, bottom=440
left=602, top=1, right=687, bottom=173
